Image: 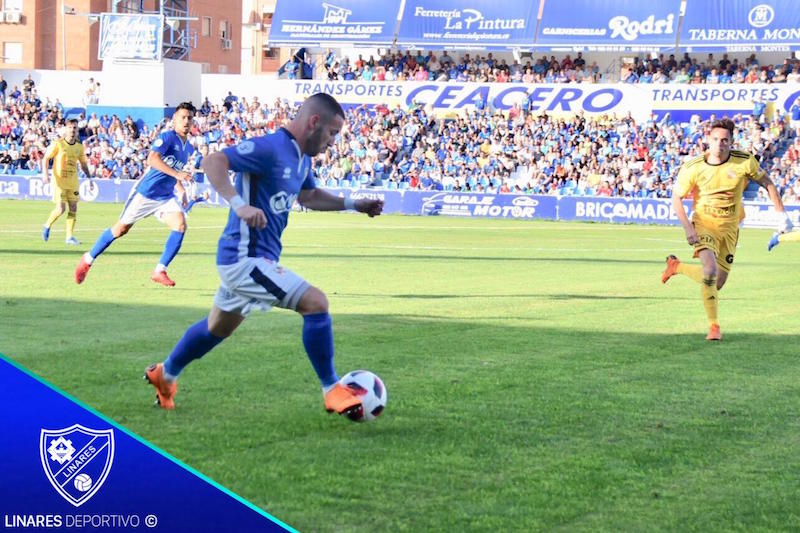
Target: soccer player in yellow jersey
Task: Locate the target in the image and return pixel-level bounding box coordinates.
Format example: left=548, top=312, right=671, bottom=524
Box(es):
left=41, top=119, right=90, bottom=245
left=661, top=118, right=792, bottom=341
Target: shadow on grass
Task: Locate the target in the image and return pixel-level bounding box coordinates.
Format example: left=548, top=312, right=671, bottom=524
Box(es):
left=1, top=296, right=798, bottom=533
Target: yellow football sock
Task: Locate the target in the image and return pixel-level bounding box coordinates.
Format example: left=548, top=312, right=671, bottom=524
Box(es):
left=701, top=276, right=719, bottom=327
left=677, top=262, right=704, bottom=284
left=66, top=212, right=76, bottom=238
left=779, top=232, right=800, bottom=243
left=45, top=208, right=62, bottom=228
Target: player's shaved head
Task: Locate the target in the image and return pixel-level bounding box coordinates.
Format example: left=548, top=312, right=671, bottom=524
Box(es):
left=290, top=93, right=345, bottom=157
left=297, top=93, right=344, bottom=122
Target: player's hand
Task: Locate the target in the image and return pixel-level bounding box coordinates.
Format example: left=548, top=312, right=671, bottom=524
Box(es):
left=42, top=175, right=49, bottom=185
left=356, top=198, right=384, bottom=218
left=176, top=171, right=193, bottom=182
left=236, top=205, right=267, bottom=229
left=685, top=228, right=700, bottom=246
left=779, top=212, right=794, bottom=234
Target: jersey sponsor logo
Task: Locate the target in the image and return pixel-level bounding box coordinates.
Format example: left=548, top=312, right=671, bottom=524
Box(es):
left=702, top=205, right=735, bottom=217
left=269, top=191, right=298, bottom=214
left=161, top=155, right=186, bottom=171
left=236, top=141, right=255, bottom=155
left=725, top=254, right=735, bottom=264
left=40, top=425, right=115, bottom=507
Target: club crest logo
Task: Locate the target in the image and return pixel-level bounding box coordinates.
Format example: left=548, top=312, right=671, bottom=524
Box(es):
left=40, top=425, right=115, bottom=507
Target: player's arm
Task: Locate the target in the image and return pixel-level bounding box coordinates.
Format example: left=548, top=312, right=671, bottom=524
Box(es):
left=201, top=151, right=265, bottom=228
left=175, top=180, right=188, bottom=208
left=147, top=151, right=193, bottom=183
left=752, top=170, right=793, bottom=233
left=298, top=188, right=383, bottom=217
left=672, top=165, right=699, bottom=245
left=78, top=145, right=91, bottom=178
left=41, top=143, right=57, bottom=184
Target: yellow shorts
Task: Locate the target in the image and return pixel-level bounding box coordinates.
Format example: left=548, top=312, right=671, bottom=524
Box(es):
left=692, top=220, right=739, bottom=273
left=53, top=185, right=80, bottom=204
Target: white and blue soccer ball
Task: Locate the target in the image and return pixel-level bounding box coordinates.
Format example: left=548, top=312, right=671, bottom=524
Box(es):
left=340, top=370, right=387, bottom=422
left=73, top=473, right=92, bottom=492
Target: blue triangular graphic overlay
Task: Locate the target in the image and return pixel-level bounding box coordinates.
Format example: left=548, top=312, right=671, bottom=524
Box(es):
left=0, top=354, right=294, bottom=532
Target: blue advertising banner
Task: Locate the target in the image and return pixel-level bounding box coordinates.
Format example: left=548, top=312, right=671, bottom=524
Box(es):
left=396, top=0, right=538, bottom=50
left=340, top=188, right=405, bottom=213
left=681, top=0, right=800, bottom=52
left=405, top=192, right=558, bottom=220
left=558, top=196, right=686, bottom=225
left=0, top=175, right=132, bottom=203
left=267, top=0, right=403, bottom=46
left=0, top=354, right=291, bottom=531
left=536, top=0, right=681, bottom=51
left=99, top=13, right=163, bottom=61
left=5, top=175, right=798, bottom=229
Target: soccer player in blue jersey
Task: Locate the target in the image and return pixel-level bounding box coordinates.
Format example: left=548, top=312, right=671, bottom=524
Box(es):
left=74, top=102, right=197, bottom=286
left=144, top=93, right=384, bottom=416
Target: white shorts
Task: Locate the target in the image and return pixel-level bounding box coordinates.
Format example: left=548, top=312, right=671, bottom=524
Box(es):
left=119, top=190, right=183, bottom=225
left=213, top=257, right=310, bottom=317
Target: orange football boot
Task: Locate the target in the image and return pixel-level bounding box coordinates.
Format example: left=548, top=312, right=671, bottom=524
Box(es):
left=144, top=363, right=178, bottom=409
left=706, top=324, right=722, bottom=341
left=324, top=383, right=363, bottom=417
left=151, top=270, right=176, bottom=287
left=661, top=255, right=680, bottom=284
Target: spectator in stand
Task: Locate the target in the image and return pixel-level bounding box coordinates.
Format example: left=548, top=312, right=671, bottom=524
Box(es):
left=790, top=97, right=800, bottom=130
left=22, top=74, right=35, bottom=97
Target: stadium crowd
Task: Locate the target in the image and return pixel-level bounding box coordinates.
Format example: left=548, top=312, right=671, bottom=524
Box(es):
left=316, top=50, right=800, bottom=85
left=2, top=71, right=800, bottom=203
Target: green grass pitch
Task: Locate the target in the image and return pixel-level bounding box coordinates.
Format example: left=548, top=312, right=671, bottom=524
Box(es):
left=1, top=199, right=799, bottom=531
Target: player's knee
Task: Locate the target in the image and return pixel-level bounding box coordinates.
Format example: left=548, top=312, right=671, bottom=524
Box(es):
left=113, top=223, right=131, bottom=237
left=297, top=287, right=328, bottom=315
left=702, top=263, right=718, bottom=278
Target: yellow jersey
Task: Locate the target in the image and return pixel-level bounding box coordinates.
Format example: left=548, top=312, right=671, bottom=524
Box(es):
left=674, top=150, right=764, bottom=230
left=46, top=138, right=86, bottom=190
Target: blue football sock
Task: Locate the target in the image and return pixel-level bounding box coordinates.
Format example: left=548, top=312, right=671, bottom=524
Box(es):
left=158, top=230, right=184, bottom=269
left=89, top=228, right=116, bottom=259
left=302, top=312, right=338, bottom=387
left=185, top=197, right=206, bottom=213
left=163, top=318, right=224, bottom=378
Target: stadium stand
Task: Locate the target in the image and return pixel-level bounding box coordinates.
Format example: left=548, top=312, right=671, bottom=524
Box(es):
left=2, top=70, right=799, bottom=203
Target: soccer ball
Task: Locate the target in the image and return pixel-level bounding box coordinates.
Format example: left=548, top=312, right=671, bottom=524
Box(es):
left=340, top=370, right=387, bottom=422
left=73, top=473, right=92, bottom=492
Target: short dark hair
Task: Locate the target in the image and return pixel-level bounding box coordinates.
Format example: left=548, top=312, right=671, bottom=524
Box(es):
left=66, top=118, right=79, bottom=125
left=306, top=92, right=344, bottom=119
left=175, top=101, right=196, bottom=114
left=710, top=118, right=734, bottom=137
